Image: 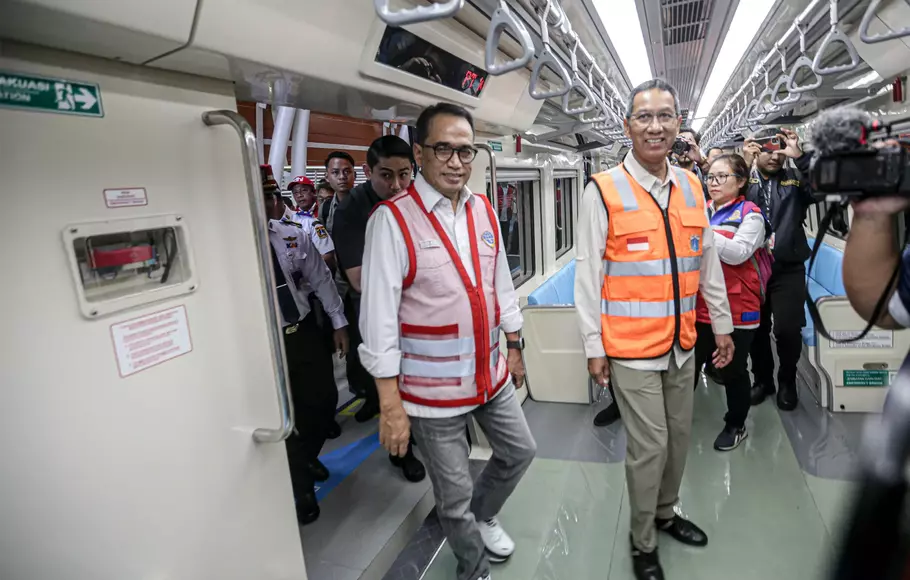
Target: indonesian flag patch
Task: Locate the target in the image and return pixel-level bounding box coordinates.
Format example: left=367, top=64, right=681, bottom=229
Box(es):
left=626, top=236, right=650, bottom=252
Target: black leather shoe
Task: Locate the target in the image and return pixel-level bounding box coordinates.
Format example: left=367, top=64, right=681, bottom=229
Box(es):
left=777, top=382, right=798, bottom=411
left=355, top=400, right=380, bottom=423
left=593, top=402, right=622, bottom=427
left=307, top=459, right=330, bottom=482
left=295, top=490, right=320, bottom=526
left=750, top=381, right=775, bottom=406
left=389, top=447, right=426, bottom=482
left=631, top=546, right=665, bottom=580
left=325, top=421, right=342, bottom=439
left=656, top=515, right=708, bottom=547
left=704, top=364, right=724, bottom=385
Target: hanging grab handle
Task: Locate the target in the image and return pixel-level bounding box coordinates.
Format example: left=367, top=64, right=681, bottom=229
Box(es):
left=860, top=0, right=910, bottom=44
left=562, top=33, right=597, bottom=115
left=771, top=45, right=801, bottom=106
left=373, top=0, right=464, bottom=26
left=529, top=0, right=572, bottom=100
left=813, top=0, right=861, bottom=75
left=788, top=21, right=823, bottom=93
left=485, top=0, right=535, bottom=76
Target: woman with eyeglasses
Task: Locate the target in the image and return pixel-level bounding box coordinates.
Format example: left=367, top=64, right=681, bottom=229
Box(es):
left=694, top=153, right=773, bottom=451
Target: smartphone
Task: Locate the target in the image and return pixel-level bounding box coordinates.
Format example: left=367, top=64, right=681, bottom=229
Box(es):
left=756, top=135, right=782, bottom=152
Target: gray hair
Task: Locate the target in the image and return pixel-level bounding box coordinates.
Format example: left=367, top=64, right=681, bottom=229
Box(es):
left=624, top=79, right=681, bottom=119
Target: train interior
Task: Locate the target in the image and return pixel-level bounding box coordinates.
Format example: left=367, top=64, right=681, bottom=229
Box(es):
left=2, top=0, right=910, bottom=578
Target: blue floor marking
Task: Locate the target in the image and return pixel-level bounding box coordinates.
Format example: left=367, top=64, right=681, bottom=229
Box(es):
left=315, top=432, right=381, bottom=501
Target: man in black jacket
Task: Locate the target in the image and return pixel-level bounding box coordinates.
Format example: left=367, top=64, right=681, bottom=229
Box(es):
left=743, top=128, right=815, bottom=410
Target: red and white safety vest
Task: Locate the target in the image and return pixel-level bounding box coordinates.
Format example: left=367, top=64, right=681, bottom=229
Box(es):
left=378, top=184, right=509, bottom=407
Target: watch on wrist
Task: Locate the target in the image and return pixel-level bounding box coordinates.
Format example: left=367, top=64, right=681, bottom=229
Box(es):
left=506, top=338, right=525, bottom=351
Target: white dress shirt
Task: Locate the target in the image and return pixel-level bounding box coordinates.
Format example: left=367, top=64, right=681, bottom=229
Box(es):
left=575, top=152, right=733, bottom=371
left=268, top=218, right=347, bottom=330
left=359, top=173, right=523, bottom=418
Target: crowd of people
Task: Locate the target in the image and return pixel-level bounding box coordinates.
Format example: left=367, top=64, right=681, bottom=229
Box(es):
left=262, top=77, right=821, bottom=580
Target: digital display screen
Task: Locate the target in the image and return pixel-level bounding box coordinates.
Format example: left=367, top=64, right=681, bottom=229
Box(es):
left=375, top=27, right=488, bottom=97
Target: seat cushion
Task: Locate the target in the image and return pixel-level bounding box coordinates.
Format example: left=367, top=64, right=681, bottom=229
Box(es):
left=528, top=260, right=576, bottom=305
left=805, top=237, right=845, bottom=295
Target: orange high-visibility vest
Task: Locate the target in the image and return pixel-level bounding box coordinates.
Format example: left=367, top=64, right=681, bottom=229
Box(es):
left=592, top=164, right=708, bottom=359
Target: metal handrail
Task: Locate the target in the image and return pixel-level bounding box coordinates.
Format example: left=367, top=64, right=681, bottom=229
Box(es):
left=202, top=110, right=294, bottom=444
left=476, top=142, right=498, bottom=216
left=373, top=0, right=463, bottom=26
left=859, top=0, right=910, bottom=44
left=562, top=32, right=597, bottom=115
left=771, top=46, right=801, bottom=106
left=812, top=0, right=861, bottom=75
left=485, top=0, right=535, bottom=76
left=529, top=0, right=572, bottom=100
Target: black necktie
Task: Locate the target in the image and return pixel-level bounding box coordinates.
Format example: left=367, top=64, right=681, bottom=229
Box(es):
left=270, top=245, right=301, bottom=324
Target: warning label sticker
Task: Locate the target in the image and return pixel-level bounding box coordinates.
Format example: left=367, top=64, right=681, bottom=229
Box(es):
left=104, top=187, right=148, bottom=208
left=828, top=330, right=893, bottom=349
left=110, top=305, right=192, bottom=377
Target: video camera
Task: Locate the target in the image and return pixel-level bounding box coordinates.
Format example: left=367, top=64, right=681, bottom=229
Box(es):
left=670, top=138, right=691, bottom=157
left=809, top=114, right=910, bottom=201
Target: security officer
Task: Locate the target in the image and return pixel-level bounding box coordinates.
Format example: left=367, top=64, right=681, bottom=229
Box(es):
left=333, top=135, right=426, bottom=483
left=742, top=128, right=815, bottom=410
left=263, top=177, right=349, bottom=526
left=320, top=151, right=357, bottom=235
left=288, top=176, right=337, bottom=274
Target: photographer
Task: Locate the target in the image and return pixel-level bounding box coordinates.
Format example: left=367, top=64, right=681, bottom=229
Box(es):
left=742, top=128, right=815, bottom=411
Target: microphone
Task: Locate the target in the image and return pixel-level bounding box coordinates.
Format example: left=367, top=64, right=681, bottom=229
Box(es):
left=809, top=107, right=871, bottom=155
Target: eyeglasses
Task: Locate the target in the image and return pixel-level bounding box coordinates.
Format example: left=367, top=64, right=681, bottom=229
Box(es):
left=628, top=111, right=678, bottom=127
left=424, top=143, right=477, bottom=164
left=705, top=173, right=741, bottom=185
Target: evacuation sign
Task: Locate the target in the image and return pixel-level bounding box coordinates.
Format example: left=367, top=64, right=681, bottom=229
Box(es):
left=0, top=70, right=103, bottom=117
left=842, top=369, right=892, bottom=387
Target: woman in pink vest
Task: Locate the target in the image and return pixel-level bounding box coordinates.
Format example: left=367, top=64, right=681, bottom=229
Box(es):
left=694, top=154, right=772, bottom=451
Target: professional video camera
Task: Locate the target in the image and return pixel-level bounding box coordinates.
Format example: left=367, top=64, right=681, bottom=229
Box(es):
left=810, top=109, right=910, bottom=201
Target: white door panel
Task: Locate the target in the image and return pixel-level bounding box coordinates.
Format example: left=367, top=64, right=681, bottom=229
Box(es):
left=0, top=43, right=306, bottom=580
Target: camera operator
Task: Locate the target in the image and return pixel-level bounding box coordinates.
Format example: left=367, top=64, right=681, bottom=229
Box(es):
left=742, top=127, right=815, bottom=411
left=674, top=127, right=704, bottom=178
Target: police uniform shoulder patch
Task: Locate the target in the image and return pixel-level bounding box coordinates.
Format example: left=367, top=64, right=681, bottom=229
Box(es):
left=314, top=224, right=328, bottom=239
left=280, top=218, right=303, bottom=228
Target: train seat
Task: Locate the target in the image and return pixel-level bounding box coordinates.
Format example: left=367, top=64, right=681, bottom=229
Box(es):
left=802, top=241, right=846, bottom=347
left=522, top=260, right=590, bottom=404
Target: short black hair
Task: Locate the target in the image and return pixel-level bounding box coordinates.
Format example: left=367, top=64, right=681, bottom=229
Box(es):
left=625, top=79, right=681, bottom=119
left=707, top=146, right=724, bottom=156
left=367, top=135, right=414, bottom=169
left=679, top=126, right=701, bottom=145
left=324, top=151, right=355, bottom=168
left=315, top=180, right=333, bottom=193
left=415, top=103, right=475, bottom=145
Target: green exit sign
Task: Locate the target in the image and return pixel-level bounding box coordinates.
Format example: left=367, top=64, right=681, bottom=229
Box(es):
left=0, top=70, right=103, bottom=118
left=488, top=140, right=503, bottom=152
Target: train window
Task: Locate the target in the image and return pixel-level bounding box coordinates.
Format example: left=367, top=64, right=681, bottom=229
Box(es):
left=489, top=179, right=536, bottom=287
left=554, top=177, right=575, bottom=258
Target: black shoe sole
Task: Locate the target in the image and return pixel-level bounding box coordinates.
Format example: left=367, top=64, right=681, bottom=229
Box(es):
left=486, top=549, right=510, bottom=563
left=389, top=454, right=426, bottom=482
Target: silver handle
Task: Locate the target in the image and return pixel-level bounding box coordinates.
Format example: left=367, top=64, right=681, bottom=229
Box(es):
left=476, top=142, right=498, bottom=217
left=770, top=75, right=801, bottom=106
left=787, top=55, right=823, bottom=93
left=813, top=0, right=861, bottom=75
left=860, top=0, right=910, bottom=44
left=373, top=0, right=463, bottom=26
left=485, top=0, right=535, bottom=76
left=529, top=47, right=573, bottom=99
left=202, top=110, right=294, bottom=444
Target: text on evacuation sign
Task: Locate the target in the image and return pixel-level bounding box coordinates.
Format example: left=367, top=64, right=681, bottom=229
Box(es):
left=488, top=141, right=503, bottom=152
left=842, top=369, right=894, bottom=387
left=0, top=70, right=103, bottom=117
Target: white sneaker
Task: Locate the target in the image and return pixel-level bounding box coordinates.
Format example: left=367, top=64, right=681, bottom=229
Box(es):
left=478, top=517, right=515, bottom=562
left=478, top=575, right=492, bottom=580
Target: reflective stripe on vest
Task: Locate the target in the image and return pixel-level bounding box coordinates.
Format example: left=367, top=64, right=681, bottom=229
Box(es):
left=399, top=325, right=502, bottom=380
left=601, top=295, right=697, bottom=318
left=603, top=256, right=701, bottom=277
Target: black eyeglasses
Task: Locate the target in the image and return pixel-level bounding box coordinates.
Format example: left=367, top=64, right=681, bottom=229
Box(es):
left=423, top=143, right=477, bottom=164
left=705, top=172, right=741, bottom=185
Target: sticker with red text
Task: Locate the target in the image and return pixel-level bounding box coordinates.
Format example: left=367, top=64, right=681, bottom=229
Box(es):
left=110, top=305, right=193, bottom=377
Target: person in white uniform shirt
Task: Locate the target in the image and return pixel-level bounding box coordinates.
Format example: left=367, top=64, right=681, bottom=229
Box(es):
left=575, top=79, right=733, bottom=580
left=359, top=103, right=536, bottom=580
left=263, top=177, right=349, bottom=526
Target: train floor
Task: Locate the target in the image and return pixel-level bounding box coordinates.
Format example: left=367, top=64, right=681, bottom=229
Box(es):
left=303, top=361, right=868, bottom=580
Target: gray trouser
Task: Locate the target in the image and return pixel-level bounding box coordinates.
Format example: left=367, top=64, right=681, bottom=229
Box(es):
left=610, top=354, right=696, bottom=553
left=410, top=384, right=537, bottom=580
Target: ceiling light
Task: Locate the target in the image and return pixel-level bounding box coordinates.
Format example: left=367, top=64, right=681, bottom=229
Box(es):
left=690, top=0, right=775, bottom=132
left=592, top=0, right=653, bottom=87
left=838, top=70, right=883, bottom=90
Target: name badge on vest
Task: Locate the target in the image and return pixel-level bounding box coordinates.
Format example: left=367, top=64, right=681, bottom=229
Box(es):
left=690, top=235, right=700, bottom=252
left=481, top=230, right=495, bottom=249
left=419, top=240, right=441, bottom=249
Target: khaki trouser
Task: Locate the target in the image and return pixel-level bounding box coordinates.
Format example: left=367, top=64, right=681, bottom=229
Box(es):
left=610, top=354, right=696, bottom=553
